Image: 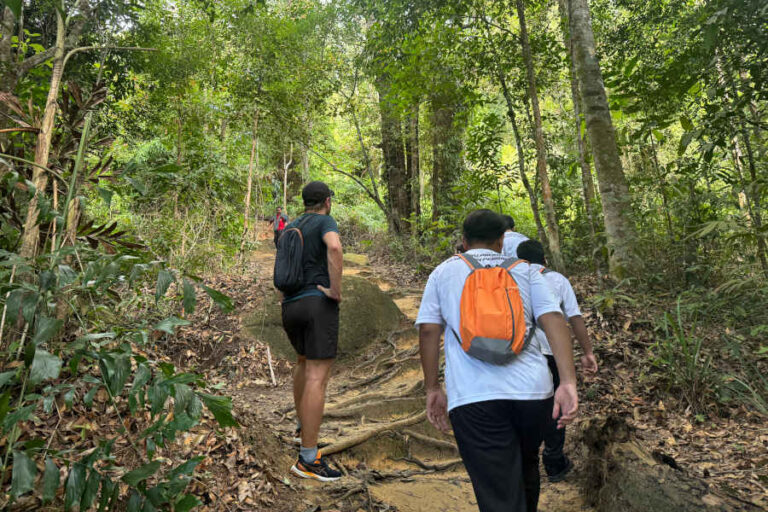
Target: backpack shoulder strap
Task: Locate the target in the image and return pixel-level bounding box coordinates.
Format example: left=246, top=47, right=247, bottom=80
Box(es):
left=456, top=253, right=482, bottom=270
left=501, top=257, right=526, bottom=271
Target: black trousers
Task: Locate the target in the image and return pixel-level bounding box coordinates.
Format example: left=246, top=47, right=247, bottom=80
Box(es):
left=449, top=398, right=552, bottom=512
left=543, top=355, right=568, bottom=476
left=273, top=230, right=281, bottom=247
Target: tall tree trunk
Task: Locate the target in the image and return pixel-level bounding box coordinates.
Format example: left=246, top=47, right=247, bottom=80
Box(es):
left=516, top=0, right=565, bottom=272
left=240, top=113, right=258, bottom=258
left=283, top=143, right=292, bottom=212
left=558, top=0, right=601, bottom=272
left=377, top=77, right=409, bottom=234
left=568, top=0, right=638, bottom=277
left=19, top=9, right=65, bottom=259
left=430, top=101, right=462, bottom=223
left=0, top=7, right=17, bottom=155
left=497, top=71, right=547, bottom=245
left=406, top=103, right=421, bottom=227
left=645, top=138, right=675, bottom=247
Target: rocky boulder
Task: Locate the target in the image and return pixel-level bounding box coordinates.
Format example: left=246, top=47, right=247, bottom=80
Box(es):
left=245, top=275, right=403, bottom=360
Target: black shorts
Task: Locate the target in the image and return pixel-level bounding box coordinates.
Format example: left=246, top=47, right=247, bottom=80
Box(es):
left=281, top=295, right=339, bottom=359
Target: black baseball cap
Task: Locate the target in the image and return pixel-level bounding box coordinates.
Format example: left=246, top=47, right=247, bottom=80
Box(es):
left=302, top=181, right=334, bottom=206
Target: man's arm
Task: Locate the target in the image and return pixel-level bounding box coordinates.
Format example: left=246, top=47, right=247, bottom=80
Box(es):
left=419, top=323, right=450, bottom=433
left=538, top=312, right=578, bottom=428
left=318, top=231, right=343, bottom=302
left=569, top=316, right=597, bottom=373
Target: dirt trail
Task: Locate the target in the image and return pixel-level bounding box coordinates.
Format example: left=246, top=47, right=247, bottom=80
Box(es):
left=233, top=248, right=592, bottom=512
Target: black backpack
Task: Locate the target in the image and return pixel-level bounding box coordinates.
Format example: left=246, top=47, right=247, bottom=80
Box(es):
left=273, top=216, right=311, bottom=294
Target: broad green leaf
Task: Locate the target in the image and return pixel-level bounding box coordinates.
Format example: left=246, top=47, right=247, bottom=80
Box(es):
left=168, top=456, right=204, bottom=480
left=84, top=385, right=100, bottom=407
left=126, top=177, right=147, bottom=196
left=98, top=478, right=117, bottom=512
left=127, top=491, right=143, bottom=512
left=202, top=285, right=233, bottom=313
left=153, top=316, right=191, bottom=334
left=97, top=187, right=114, bottom=207
left=29, top=350, right=62, bottom=385
left=122, top=461, right=161, bottom=487
left=678, top=131, right=695, bottom=156
left=131, top=364, right=152, bottom=393
left=165, top=412, right=197, bottom=439
left=4, top=289, right=23, bottom=326
left=182, top=279, right=197, bottom=315
left=173, top=384, right=197, bottom=418
left=42, top=457, right=60, bottom=504
left=81, top=468, right=101, bottom=509
left=99, top=351, right=132, bottom=396
left=3, top=404, right=34, bottom=432
left=65, top=463, right=87, bottom=511
left=11, top=451, right=36, bottom=498
left=0, top=391, right=11, bottom=428
left=175, top=494, right=201, bottom=512
left=0, top=370, right=16, bottom=388
left=32, top=317, right=63, bottom=346
left=680, top=116, right=694, bottom=132
left=155, top=269, right=174, bottom=303
left=197, top=393, right=238, bottom=427
left=149, top=383, right=169, bottom=415
left=58, top=264, right=78, bottom=287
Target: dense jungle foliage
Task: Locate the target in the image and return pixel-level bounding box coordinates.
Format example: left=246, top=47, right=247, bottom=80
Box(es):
left=0, top=0, right=766, bottom=508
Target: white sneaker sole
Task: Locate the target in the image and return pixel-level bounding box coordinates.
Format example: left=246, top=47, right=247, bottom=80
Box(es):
left=290, top=464, right=341, bottom=482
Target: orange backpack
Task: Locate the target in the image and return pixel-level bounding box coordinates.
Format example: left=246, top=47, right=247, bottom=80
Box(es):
left=453, top=253, right=532, bottom=365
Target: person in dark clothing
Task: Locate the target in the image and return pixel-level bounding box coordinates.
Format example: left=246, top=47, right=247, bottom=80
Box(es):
left=282, top=181, right=344, bottom=483
left=516, top=239, right=598, bottom=482
left=270, top=207, right=289, bottom=247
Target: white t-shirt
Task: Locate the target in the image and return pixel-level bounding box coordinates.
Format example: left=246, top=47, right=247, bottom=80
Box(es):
left=502, top=231, right=530, bottom=258
left=415, top=249, right=562, bottom=411
left=529, top=263, right=582, bottom=355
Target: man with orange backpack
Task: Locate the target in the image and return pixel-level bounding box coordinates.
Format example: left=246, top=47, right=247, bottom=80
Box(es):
left=516, top=239, right=597, bottom=483
left=416, top=210, right=578, bottom=512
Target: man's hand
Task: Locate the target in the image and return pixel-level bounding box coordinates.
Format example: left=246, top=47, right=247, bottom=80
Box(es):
left=317, top=285, right=341, bottom=303
left=552, top=382, right=578, bottom=429
left=581, top=353, right=598, bottom=374
left=426, top=387, right=450, bottom=434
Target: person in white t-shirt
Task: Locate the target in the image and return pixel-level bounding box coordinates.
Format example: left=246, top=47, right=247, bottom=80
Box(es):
left=501, top=214, right=529, bottom=258
left=416, top=210, right=578, bottom=512
left=516, top=239, right=597, bottom=483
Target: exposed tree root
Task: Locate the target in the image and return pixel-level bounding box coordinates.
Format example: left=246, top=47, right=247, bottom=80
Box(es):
left=392, top=456, right=463, bottom=471
left=322, top=411, right=427, bottom=455
left=328, top=380, right=423, bottom=411
left=400, top=429, right=458, bottom=452
left=325, top=397, right=423, bottom=419
left=342, top=366, right=400, bottom=392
